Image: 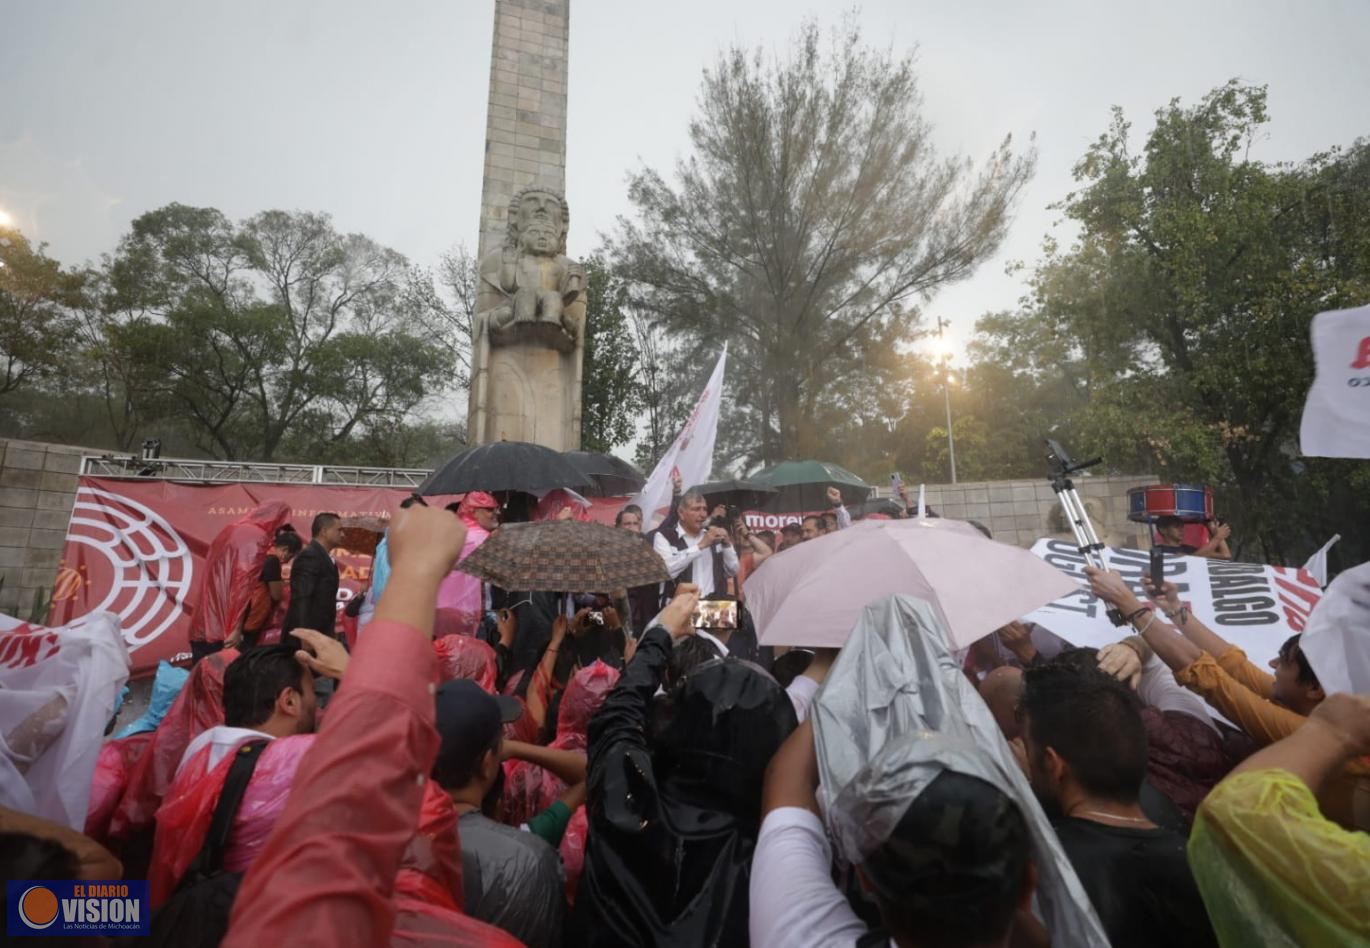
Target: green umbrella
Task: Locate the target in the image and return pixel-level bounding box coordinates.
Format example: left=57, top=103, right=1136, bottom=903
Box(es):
left=750, top=460, right=872, bottom=512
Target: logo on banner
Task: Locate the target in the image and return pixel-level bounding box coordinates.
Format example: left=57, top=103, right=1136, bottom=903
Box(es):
left=6, top=881, right=149, bottom=937
left=59, top=487, right=193, bottom=651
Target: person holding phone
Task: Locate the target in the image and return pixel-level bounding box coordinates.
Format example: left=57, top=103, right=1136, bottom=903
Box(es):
left=652, top=489, right=739, bottom=598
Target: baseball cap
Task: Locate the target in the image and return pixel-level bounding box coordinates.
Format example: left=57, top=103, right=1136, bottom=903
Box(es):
left=433, top=679, right=523, bottom=782
left=462, top=491, right=500, bottom=510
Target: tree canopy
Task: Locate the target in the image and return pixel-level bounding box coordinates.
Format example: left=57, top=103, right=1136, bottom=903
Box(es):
left=610, top=19, right=1035, bottom=470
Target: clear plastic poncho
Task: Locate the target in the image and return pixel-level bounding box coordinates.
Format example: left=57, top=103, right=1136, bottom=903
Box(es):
left=812, top=594, right=1110, bottom=947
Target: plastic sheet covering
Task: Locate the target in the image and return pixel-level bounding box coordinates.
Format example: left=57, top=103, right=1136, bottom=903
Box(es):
left=559, top=804, right=589, bottom=905
left=1188, top=769, right=1370, bottom=947
left=108, top=649, right=237, bottom=841
left=115, top=661, right=191, bottom=738
left=150, top=733, right=314, bottom=905
left=396, top=778, right=466, bottom=912
left=85, top=731, right=154, bottom=841
left=388, top=894, right=525, bottom=948
left=0, top=612, right=130, bottom=829
left=503, top=661, right=618, bottom=826
left=812, top=594, right=1110, bottom=947
left=434, top=635, right=499, bottom=692
left=187, top=501, right=291, bottom=645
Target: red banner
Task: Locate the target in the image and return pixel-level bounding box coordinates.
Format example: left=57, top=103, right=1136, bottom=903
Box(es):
left=47, top=478, right=435, bottom=677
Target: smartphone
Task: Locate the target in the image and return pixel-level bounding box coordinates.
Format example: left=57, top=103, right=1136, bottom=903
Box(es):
left=1149, top=547, right=1165, bottom=591
left=890, top=472, right=903, bottom=492
left=692, top=599, right=739, bottom=630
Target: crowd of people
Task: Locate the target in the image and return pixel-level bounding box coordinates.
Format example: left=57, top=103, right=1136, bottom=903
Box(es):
left=3, top=478, right=1368, bottom=947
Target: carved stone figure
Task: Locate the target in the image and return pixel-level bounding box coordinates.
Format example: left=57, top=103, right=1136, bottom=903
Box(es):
left=477, top=188, right=585, bottom=353
left=467, top=187, right=586, bottom=449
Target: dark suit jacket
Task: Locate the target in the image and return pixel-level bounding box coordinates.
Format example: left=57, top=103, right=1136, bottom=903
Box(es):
left=282, top=540, right=339, bottom=640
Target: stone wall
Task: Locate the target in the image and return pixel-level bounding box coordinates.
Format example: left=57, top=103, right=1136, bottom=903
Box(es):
left=477, top=0, right=570, bottom=261
left=0, top=438, right=90, bottom=619
left=919, top=474, right=1158, bottom=549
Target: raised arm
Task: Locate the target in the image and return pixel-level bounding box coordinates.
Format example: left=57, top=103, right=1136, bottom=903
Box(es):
left=587, top=586, right=698, bottom=833
left=224, top=507, right=464, bottom=947
left=502, top=740, right=588, bottom=786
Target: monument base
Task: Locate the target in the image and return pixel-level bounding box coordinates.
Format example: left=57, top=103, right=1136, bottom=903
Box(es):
left=468, top=341, right=582, bottom=451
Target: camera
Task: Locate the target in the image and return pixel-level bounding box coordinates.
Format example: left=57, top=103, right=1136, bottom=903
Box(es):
left=588, top=611, right=605, bottom=626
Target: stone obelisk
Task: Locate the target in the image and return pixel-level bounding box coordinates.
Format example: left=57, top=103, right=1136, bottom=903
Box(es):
left=467, top=0, right=584, bottom=450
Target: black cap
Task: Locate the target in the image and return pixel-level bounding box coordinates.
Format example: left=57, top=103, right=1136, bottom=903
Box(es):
left=433, top=679, right=523, bottom=780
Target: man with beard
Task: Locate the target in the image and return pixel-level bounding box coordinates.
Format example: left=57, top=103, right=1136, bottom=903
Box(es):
left=1018, top=662, right=1216, bottom=947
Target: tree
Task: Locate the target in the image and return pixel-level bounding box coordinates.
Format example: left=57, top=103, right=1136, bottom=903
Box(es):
left=971, top=83, right=1370, bottom=565
left=579, top=256, right=643, bottom=453
left=610, top=19, right=1035, bottom=469
left=94, top=203, right=450, bottom=461
left=0, top=228, right=81, bottom=398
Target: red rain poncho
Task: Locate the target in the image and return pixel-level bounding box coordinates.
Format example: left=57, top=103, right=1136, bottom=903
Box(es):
left=188, top=502, right=291, bottom=646
left=150, top=733, right=315, bottom=905
left=433, top=636, right=498, bottom=693
left=389, top=772, right=522, bottom=947
left=503, top=661, right=619, bottom=827
left=107, top=649, right=237, bottom=844
left=85, top=732, right=154, bottom=842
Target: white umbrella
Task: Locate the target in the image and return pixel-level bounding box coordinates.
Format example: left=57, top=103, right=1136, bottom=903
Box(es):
left=747, top=517, right=1081, bottom=650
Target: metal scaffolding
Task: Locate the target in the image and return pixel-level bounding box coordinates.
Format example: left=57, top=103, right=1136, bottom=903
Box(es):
left=81, top=454, right=431, bottom=488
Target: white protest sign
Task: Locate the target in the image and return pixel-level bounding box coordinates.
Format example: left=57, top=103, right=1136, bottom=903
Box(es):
left=1299, top=302, right=1370, bottom=458
left=1024, top=538, right=1323, bottom=663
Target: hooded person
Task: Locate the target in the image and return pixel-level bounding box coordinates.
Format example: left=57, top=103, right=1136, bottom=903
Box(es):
left=435, top=492, right=501, bottom=636
left=504, top=661, right=620, bottom=828
left=571, top=586, right=798, bottom=947
left=187, top=502, right=292, bottom=664
left=434, top=635, right=499, bottom=693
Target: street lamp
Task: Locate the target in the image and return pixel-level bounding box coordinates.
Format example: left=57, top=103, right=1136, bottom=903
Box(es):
left=937, top=316, right=957, bottom=484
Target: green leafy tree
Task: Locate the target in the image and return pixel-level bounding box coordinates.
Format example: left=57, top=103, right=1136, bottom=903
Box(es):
left=972, top=83, right=1370, bottom=564
left=610, top=19, right=1035, bottom=468
left=0, top=228, right=82, bottom=397
left=94, top=203, right=449, bottom=461
left=579, top=257, right=643, bottom=454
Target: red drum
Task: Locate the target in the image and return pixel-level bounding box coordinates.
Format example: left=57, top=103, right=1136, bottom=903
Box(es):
left=1127, top=484, right=1213, bottom=523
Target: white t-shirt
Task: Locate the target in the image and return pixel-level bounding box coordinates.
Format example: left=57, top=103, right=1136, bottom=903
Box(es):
left=653, top=525, right=740, bottom=598
left=749, top=807, right=870, bottom=948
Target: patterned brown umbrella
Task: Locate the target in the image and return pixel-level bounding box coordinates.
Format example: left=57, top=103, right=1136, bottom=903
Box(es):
left=339, top=516, right=388, bottom=556
left=458, top=520, right=670, bottom=593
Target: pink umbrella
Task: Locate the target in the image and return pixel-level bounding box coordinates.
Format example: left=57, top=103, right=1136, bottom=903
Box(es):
left=747, top=518, right=1080, bottom=650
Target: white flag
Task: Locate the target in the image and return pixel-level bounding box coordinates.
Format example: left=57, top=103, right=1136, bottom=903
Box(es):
left=631, top=345, right=727, bottom=529
left=1301, top=534, right=1341, bottom=589
left=1299, top=303, right=1370, bottom=458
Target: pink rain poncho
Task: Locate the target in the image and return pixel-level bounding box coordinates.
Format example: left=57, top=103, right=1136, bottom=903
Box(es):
left=433, top=635, right=498, bottom=693
left=150, top=733, right=315, bottom=905
left=107, top=649, right=238, bottom=845
left=188, top=502, right=291, bottom=646
left=434, top=505, right=492, bottom=638
left=503, top=660, right=619, bottom=827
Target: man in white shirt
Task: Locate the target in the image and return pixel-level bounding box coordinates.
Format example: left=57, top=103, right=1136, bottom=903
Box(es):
left=652, top=489, right=739, bottom=598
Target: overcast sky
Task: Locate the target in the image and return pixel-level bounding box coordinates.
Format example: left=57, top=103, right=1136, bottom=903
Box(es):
left=3, top=0, right=1368, bottom=357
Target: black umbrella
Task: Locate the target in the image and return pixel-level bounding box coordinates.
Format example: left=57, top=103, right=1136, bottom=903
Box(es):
left=693, top=478, right=777, bottom=512
left=418, top=441, right=592, bottom=495
left=562, top=451, right=646, bottom=497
